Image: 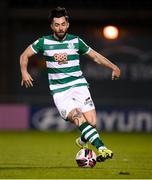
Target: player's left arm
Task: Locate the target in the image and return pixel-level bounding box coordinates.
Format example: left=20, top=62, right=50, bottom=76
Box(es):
left=87, top=49, right=121, bottom=80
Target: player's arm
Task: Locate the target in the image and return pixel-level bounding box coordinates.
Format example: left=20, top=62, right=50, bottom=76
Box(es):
left=20, top=46, right=35, bottom=88
left=87, top=49, right=121, bottom=80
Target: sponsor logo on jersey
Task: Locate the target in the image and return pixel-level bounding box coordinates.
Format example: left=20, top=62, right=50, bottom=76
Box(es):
left=53, top=53, right=68, bottom=65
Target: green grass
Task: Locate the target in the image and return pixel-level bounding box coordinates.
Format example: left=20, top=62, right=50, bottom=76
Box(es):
left=0, top=131, right=152, bottom=179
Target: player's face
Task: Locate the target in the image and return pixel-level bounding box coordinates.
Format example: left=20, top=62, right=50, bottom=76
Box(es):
left=51, top=17, right=69, bottom=40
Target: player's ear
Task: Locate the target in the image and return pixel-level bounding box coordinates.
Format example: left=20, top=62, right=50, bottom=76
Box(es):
left=67, top=22, right=70, bottom=28
left=50, top=23, right=53, bottom=30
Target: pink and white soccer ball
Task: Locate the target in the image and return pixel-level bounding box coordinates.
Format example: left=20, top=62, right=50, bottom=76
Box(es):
left=76, top=148, right=96, bottom=168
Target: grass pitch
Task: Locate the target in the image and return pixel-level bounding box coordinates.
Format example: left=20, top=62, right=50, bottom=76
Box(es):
left=0, top=131, right=152, bottom=179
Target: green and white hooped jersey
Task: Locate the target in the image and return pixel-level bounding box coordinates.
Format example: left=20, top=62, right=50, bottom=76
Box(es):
left=31, top=34, right=91, bottom=94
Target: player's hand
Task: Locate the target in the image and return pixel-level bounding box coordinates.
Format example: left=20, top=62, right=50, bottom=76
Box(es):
left=21, top=72, right=33, bottom=88
left=112, top=66, right=121, bottom=80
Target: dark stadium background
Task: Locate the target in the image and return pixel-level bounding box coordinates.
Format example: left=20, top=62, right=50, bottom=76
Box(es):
left=1, top=0, right=152, bottom=131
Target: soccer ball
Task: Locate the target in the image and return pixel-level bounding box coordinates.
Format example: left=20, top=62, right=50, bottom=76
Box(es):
left=76, top=148, right=97, bottom=168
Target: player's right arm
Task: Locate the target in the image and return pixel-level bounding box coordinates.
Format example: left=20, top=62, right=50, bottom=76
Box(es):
left=20, top=46, right=35, bottom=88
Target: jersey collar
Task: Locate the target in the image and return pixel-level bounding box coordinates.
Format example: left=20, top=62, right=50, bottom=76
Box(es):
left=52, top=33, right=68, bottom=42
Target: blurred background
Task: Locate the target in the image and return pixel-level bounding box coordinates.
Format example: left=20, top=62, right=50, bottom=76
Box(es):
left=0, top=0, right=152, bottom=132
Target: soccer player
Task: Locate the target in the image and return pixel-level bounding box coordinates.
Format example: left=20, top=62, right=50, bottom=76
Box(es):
left=20, top=7, right=120, bottom=162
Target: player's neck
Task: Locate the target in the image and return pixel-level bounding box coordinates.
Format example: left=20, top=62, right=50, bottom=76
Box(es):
left=53, top=33, right=67, bottom=41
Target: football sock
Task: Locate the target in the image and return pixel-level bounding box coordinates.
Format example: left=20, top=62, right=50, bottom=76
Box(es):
left=79, top=137, right=86, bottom=145
left=79, top=121, right=104, bottom=149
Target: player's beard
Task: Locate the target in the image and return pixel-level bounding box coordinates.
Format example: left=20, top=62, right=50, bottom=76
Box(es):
left=55, top=30, right=67, bottom=40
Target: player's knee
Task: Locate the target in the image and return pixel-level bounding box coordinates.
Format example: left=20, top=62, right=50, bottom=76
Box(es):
left=83, top=110, right=96, bottom=128
left=67, top=108, right=85, bottom=126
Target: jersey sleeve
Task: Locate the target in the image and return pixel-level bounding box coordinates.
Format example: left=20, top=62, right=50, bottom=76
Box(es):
left=30, top=37, right=44, bottom=54
left=78, top=38, right=91, bottom=55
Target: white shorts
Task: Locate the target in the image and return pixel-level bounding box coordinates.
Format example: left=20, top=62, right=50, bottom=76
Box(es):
left=53, top=86, right=95, bottom=120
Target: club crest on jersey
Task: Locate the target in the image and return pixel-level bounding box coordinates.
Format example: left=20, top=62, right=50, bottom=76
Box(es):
left=53, top=53, right=68, bottom=65
left=67, top=42, right=75, bottom=49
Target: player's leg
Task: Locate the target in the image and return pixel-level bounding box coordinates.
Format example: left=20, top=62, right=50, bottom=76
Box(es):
left=67, top=108, right=113, bottom=161
left=75, top=109, right=96, bottom=148
left=69, top=86, right=113, bottom=161
left=67, top=108, right=88, bottom=148
left=82, top=110, right=113, bottom=162
left=83, top=109, right=96, bottom=127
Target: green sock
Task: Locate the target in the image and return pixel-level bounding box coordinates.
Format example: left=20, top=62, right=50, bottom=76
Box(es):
left=79, top=122, right=104, bottom=149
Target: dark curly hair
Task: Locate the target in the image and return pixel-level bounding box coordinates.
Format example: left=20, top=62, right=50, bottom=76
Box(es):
left=49, top=7, right=69, bottom=23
